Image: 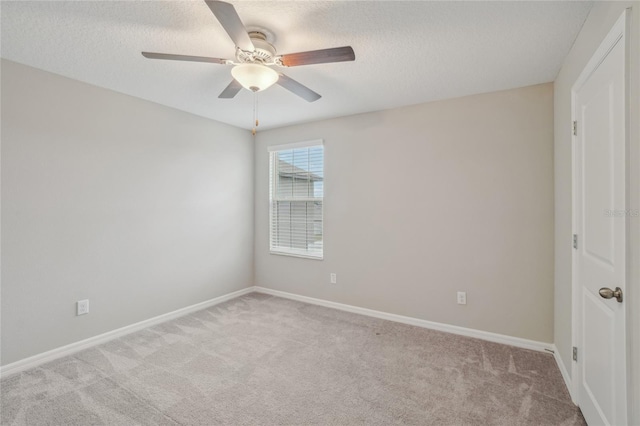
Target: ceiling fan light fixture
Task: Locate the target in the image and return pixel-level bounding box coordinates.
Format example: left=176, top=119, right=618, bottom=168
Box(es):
left=231, top=63, right=278, bottom=92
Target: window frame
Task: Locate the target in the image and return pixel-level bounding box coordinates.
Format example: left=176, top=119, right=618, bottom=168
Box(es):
left=268, top=139, right=324, bottom=260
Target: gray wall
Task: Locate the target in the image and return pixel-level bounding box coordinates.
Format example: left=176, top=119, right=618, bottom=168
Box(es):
left=255, top=83, right=555, bottom=343
left=553, top=3, right=640, bottom=421
left=1, top=60, right=254, bottom=365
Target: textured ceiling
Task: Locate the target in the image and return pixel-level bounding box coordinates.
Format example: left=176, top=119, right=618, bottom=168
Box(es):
left=1, top=1, right=592, bottom=130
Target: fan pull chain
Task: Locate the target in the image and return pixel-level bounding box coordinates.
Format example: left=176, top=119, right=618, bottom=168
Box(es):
left=252, top=91, right=259, bottom=136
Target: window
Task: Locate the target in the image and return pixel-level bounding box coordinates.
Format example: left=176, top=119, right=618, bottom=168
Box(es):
left=269, top=140, right=324, bottom=259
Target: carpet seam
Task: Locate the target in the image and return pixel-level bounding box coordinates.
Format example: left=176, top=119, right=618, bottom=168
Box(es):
left=70, top=337, right=187, bottom=425
left=103, top=369, right=187, bottom=426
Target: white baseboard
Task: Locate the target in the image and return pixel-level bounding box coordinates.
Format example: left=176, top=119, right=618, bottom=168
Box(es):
left=1, top=285, right=558, bottom=379
left=551, top=344, right=576, bottom=404
left=253, top=287, right=553, bottom=353
left=0, top=287, right=255, bottom=378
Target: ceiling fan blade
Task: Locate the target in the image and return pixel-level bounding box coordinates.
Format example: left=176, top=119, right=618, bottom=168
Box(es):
left=279, top=46, right=355, bottom=67
left=142, top=52, right=227, bottom=64
left=204, top=1, right=254, bottom=52
left=218, top=79, right=243, bottom=99
left=277, top=73, right=321, bottom=102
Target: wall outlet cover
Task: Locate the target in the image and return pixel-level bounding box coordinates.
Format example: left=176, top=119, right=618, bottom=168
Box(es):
left=77, top=299, right=89, bottom=316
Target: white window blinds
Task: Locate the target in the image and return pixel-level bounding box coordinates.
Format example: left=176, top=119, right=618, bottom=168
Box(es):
left=269, top=140, right=324, bottom=259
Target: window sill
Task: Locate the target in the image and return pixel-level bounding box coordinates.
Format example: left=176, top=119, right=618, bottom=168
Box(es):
left=269, top=250, right=323, bottom=261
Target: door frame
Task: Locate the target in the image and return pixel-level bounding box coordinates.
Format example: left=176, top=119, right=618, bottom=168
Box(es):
left=570, top=8, right=631, bottom=417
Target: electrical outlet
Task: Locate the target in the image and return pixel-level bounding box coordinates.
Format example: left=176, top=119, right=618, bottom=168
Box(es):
left=330, top=273, right=337, bottom=284
left=457, top=292, right=467, bottom=305
left=77, top=299, right=89, bottom=316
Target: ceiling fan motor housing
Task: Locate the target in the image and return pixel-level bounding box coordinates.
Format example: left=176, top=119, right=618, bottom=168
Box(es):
left=236, top=31, right=276, bottom=64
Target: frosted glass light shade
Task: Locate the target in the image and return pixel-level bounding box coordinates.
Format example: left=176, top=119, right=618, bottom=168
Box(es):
left=231, top=64, right=279, bottom=92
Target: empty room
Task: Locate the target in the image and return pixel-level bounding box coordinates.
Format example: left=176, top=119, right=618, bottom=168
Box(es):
left=1, top=1, right=639, bottom=425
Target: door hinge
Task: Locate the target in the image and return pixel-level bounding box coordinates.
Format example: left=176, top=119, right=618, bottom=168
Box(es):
left=573, top=346, right=578, bottom=362
left=573, top=121, right=577, bottom=136
left=573, top=234, right=578, bottom=249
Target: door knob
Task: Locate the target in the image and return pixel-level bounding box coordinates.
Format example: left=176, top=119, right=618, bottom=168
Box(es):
left=599, top=287, right=623, bottom=303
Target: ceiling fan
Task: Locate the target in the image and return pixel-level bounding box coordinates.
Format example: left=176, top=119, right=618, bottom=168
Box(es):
left=142, top=0, right=356, bottom=103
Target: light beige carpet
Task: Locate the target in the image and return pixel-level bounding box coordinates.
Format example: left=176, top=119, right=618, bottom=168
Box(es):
left=1, top=293, right=584, bottom=425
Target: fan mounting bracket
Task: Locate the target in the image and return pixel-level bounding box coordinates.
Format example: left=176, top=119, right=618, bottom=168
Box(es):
left=245, top=26, right=276, bottom=44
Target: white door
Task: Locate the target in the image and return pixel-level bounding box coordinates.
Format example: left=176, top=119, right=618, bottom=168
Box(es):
left=573, top=11, right=628, bottom=426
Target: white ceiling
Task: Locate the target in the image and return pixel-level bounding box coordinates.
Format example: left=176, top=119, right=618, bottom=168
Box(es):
left=1, top=1, right=592, bottom=130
